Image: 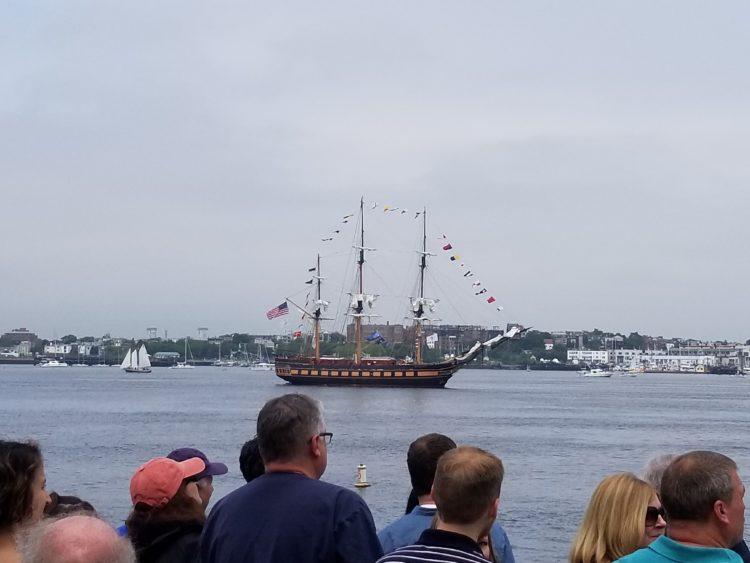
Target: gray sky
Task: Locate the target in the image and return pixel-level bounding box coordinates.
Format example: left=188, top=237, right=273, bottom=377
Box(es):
left=2, top=1, right=749, bottom=342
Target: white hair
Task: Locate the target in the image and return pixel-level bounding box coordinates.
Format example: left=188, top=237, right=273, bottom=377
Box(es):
left=19, top=514, right=135, bottom=563
left=642, top=453, right=679, bottom=493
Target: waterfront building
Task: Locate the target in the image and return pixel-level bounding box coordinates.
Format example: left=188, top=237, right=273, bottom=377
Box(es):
left=640, top=353, right=714, bottom=372
left=1, top=328, right=38, bottom=344
left=153, top=351, right=181, bottom=361
left=346, top=323, right=408, bottom=345
left=44, top=343, right=73, bottom=355
left=567, top=349, right=610, bottom=364
left=17, top=341, right=32, bottom=356
left=610, top=349, right=642, bottom=365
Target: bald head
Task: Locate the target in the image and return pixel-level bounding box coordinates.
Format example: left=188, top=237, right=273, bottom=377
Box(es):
left=21, top=514, right=135, bottom=563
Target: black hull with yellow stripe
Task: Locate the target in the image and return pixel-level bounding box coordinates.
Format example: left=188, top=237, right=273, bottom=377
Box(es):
left=275, top=358, right=461, bottom=388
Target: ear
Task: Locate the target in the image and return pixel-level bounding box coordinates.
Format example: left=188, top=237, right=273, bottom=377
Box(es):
left=309, top=435, right=323, bottom=458
left=430, top=484, right=436, bottom=500
left=489, top=497, right=500, bottom=519
left=714, top=500, right=730, bottom=524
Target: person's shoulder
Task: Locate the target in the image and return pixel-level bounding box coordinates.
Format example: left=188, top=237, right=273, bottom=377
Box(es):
left=313, top=478, right=368, bottom=505
left=379, top=511, right=430, bottom=537
left=614, top=547, right=661, bottom=563
left=377, top=543, right=486, bottom=563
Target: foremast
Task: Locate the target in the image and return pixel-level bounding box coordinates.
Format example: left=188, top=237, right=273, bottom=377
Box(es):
left=286, top=253, right=329, bottom=363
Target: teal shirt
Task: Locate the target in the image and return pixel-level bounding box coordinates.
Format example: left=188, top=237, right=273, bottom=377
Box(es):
left=616, top=536, right=743, bottom=563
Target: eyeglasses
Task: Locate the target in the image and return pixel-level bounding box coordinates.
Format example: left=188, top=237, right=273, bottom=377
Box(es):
left=645, top=506, right=666, bottom=527
left=317, top=432, right=333, bottom=445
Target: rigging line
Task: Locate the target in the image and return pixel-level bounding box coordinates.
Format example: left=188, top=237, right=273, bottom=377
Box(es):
left=333, top=213, right=361, bottom=335
left=363, top=263, right=401, bottom=302
left=424, top=268, right=473, bottom=326
left=319, top=249, right=355, bottom=260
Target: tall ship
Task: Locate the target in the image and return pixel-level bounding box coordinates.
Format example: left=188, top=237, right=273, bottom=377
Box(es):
left=274, top=199, right=523, bottom=388
left=121, top=343, right=152, bottom=373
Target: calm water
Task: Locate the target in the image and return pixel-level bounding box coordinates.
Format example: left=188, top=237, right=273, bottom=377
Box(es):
left=1, top=365, right=749, bottom=561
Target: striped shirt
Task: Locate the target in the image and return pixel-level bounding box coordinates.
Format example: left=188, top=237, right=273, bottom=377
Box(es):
left=377, top=529, right=488, bottom=563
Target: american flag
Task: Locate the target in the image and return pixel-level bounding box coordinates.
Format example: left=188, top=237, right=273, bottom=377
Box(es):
left=266, top=302, right=289, bottom=320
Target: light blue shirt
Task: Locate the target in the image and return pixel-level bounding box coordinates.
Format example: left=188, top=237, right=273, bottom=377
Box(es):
left=378, top=505, right=515, bottom=563
left=616, top=535, right=743, bottom=563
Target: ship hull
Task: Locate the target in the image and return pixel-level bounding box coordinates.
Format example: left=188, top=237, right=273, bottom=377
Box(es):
left=275, top=359, right=461, bottom=388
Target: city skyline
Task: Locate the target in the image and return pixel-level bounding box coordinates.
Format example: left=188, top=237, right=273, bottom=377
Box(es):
left=2, top=2, right=749, bottom=341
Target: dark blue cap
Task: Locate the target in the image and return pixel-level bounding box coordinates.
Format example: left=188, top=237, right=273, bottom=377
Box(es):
left=167, top=447, right=228, bottom=480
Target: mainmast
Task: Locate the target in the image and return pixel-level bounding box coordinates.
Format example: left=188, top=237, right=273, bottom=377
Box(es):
left=415, top=208, right=427, bottom=363
left=354, top=198, right=365, bottom=364
left=313, top=253, right=322, bottom=362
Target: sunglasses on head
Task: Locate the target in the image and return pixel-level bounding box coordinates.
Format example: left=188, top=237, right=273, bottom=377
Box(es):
left=645, top=506, right=666, bottom=527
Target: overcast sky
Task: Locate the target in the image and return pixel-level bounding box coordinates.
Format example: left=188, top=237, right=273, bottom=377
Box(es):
left=2, top=1, right=749, bottom=342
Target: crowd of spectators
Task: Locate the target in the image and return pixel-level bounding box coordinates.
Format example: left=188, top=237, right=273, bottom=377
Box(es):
left=1, top=393, right=746, bottom=562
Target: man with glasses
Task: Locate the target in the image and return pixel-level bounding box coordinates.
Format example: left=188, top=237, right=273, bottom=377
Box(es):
left=616, top=451, right=745, bottom=563
left=201, top=393, right=382, bottom=563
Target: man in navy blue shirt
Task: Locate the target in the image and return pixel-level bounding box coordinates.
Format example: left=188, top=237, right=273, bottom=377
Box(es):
left=201, top=393, right=383, bottom=563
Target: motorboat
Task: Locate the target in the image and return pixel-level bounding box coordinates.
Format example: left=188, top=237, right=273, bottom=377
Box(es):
left=580, top=368, right=613, bottom=378
left=39, top=360, right=68, bottom=368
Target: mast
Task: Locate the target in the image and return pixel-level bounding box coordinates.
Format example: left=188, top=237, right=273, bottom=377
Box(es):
left=415, top=207, right=426, bottom=363
left=355, top=197, right=365, bottom=364
left=314, top=253, right=321, bottom=362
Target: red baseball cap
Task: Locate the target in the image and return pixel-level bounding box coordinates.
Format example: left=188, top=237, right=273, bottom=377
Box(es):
left=130, top=457, right=205, bottom=508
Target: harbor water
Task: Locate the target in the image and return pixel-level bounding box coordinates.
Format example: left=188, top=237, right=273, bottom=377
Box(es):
left=1, top=365, right=748, bottom=561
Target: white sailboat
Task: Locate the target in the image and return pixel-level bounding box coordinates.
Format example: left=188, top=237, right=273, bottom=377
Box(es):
left=249, top=343, right=274, bottom=371
left=170, top=338, right=195, bottom=369
left=121, top=344, right=152, bottom=373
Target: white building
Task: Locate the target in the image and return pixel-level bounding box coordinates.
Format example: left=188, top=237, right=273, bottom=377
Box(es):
left=642, top=354, right=715, bottom=372
left=44, top=344, right=73, bottom=355
left=76, top=343, right=96, bottom=356
left=610, top=349, right=642, bottom=366
left=567, top=350, right=610, bottom=364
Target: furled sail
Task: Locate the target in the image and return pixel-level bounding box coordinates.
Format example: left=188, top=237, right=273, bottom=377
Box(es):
left=349, top=293, right=378, bottom=311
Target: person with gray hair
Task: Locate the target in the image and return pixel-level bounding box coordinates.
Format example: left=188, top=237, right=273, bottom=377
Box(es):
left=201, top=393, right=383, bottom=563
left=641, top=453, right=678, bottom=494
left=20, top=514, right=135, bottom=563
left=615, top=450, right=745, bottom=562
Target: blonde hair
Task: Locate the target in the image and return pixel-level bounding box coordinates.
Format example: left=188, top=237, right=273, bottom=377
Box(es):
left=569, top=473, right=655, bottom=563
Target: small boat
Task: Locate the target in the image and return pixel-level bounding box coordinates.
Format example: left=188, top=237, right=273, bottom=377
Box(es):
left=40, top=359, right=68, bottom=368
left=580, top=368, right=613, bottom=378
left=121, top=344, right=152, bottom=373
left=170, top=338, right=195, bottom=369
left=250, top=343, right=274, bottom=371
